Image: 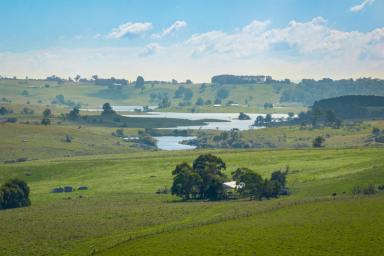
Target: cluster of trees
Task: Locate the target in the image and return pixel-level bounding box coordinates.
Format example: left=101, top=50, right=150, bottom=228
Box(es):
left=0, top=106, right=13, bottom=115
left=0, top=179, right=31, bottom=210
left=68, top=106, right=80, bottom=120
left=171, top=154, right=228, bottom=200
left=280, top=78, right=384, bottom=105
left=46, top=75, right=65, bottom=84
left=158, top=96, right=171, bottom=109
left=215, top=88, right=230, bottom=104
left=171, top=154, right=289, bottom=200
left=174, top=86, right=193, bottom=101
left=185, top=129, right=252, bottom=149
left=263, top=102, right=273, bottom=109
left=311, top=95, right=384, bottom=119
left=94, top=77, right=128, bottom=86
left=41, top=109, right=52, bottom=125
left=149, top=92, right=168, bottom=103
left=297, top=108, right=341, bottom=128
left=137, top=130, right=158, bottom=148
left=21, top=107, right=34, bottom=115
left=232, top=166, right=288, bottom=199
left=52, top=94, right=77, bottom=107
left=254, top=114, right=273, bottom=126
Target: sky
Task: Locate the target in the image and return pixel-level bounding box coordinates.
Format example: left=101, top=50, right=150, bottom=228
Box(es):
left=0, top=0, right=383, bottom=82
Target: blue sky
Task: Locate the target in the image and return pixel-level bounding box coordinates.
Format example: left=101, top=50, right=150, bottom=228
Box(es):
left=0, top=0, right=383, bottom=81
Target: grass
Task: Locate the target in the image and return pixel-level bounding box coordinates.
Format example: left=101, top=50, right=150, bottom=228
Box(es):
left=0, top=79, right=305, bottom=114
left=188, top=120, right=384, bottom=149
left=0, top=123, right=141, bottom=161
left=0, top=147, right=383, bottom=255
left=104, top=195, right=384, bottom=256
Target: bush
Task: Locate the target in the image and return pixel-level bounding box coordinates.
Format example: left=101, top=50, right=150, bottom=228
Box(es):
left=312, top=136, right=325, bottom=147
left=352, top=184, right=376, bottom=195
left=238, top=112, right=251, bottom=120
left=41, top=117, right=50, bottom=125
left=0, top=179, right=31, bottom=210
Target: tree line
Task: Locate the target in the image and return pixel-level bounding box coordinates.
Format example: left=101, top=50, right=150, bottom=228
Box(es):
left=171, top=154, right=288, bottom=200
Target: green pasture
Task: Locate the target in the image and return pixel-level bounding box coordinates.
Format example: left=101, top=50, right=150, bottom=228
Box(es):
left=0, top=147, right=383, bottom=255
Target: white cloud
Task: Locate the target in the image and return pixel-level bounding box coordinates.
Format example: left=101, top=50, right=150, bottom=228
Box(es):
left=242, top=20, right=270, bottom=33
left=1, top=17, right=383, bottom=82
left=153, top=20, right=187, bottom=38
left=350, top=0, right=374, bottom=12
left=139, top=43, right=161, bottom=57
left=184, top=17, right=384, bottom=61
left=107, top=22, right=153, bottom=39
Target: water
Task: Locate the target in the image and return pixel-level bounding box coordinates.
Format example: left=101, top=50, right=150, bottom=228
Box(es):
left=82, top=105, right=157, bottom=112
left=83, top=105, right=289, bottom=131
left=122, top=112, right=288, bottom=131
left=154, top=136, right=196, bottom=150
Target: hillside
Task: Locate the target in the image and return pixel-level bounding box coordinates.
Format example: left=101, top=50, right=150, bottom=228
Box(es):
left=0, top=148, right=383, bottom=255
left=312, top=95, right=384, bottom=119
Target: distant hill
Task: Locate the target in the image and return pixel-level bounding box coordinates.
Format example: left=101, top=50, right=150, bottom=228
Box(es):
left=280, top=78, right=384, bottom=105
left=211, top=74, right=273, bottom=84
left=312, top=95, right=384, bottom=119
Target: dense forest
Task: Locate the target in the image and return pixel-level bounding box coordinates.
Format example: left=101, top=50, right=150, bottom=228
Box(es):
left=280, top=78, right=384, bottom=105
left=312, top=95, right=384, bottom=119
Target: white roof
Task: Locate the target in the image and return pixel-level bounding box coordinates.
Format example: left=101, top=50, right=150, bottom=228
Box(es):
left=223, top=181, right=237, bottom=189
left=223, top=181, right=245, bottom=189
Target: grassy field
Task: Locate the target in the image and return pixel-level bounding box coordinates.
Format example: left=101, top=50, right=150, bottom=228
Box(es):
left=0, top=147, right=383, bottom=255
left=242, top=120, right=384, bottom=148
left=0, top=79, right=304, bottom=114
left=104, top=195, right=384, bottom=256
left=0, top=123, right=142, bottom=161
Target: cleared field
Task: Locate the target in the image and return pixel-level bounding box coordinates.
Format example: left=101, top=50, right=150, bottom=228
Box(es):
left=0, top=147, right=383, bottom=255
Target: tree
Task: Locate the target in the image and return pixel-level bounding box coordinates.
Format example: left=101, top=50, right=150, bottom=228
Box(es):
left=270, top=168, right=288, bottom=188
left=288, top=112, right=295, bottom=119
left=68, top=106, right=80, bottom=120
left=216, top=88, right=229, bottom=100
left=102, top=102, right=115, bottom=115
left=312, top=136, right=325, bottom=148
left=264, top=114, right=272, bottom=123
left=158, top=97, right=171, bottom=109
left=135, top=76, right=145, bottom=89
left=42, top=109, right=52, bottom=125
left=261, top=179, right=281, bottom=199
left=254, top=115, right=264, bottom=126
left=186, top=79, right=193, bottom=84
left=192, top=154, right=227, bottom=200
left=238, top=112, right=250, bottom=120
left=171, top=163, right=202, bottom=200
left=232, top=168, right=263, bottom=198
left=372, top=127, right=381, bottom=136
left=195, top=97, right=204, bottom=106
left=74, top=74, right=81, bottom=82
left=43, top=109, right=51, bottom=118
left=41, top=118, right=50, bottom=125
left=264, top=102, right=273, bottom=109
left=0, top=179, right=31, bottom=210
